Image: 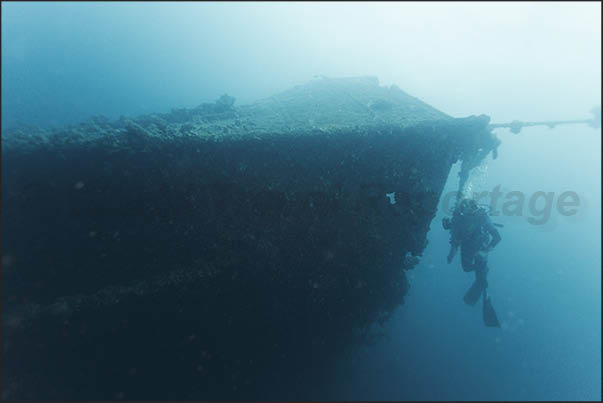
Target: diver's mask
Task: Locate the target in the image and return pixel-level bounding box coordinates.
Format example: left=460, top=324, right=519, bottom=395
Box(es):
left=459, top=200, right=479, bottom=216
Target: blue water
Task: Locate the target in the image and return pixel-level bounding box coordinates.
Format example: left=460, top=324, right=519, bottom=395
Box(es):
left=2, top=2, right=601, bottom=400
left=330, top=129, right=602, bottom=400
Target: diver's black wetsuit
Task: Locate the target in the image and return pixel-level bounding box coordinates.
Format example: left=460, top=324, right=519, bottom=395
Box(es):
left=444, top=199, right=502, bottom=325
left=446, top=201, right=501, bottom=283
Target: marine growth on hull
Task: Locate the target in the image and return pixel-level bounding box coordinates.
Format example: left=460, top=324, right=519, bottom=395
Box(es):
left=1, top=76, right=499, bottom=399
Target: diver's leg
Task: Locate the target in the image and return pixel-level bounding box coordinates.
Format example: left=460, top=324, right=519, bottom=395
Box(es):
left=463, top=258, right=486, bottom=306
left=480, top=262, right=500, bottom=327
left=463, top=277, right=484, bottom=306
left=460, top=245, right=476, bottom=272
left=474, top=254, right=489, bottom=288
left=464, top=251, right=489, bottom=306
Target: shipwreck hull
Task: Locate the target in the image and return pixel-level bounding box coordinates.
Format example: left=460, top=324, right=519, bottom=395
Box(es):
left=1, top=77, right=495, bottom=399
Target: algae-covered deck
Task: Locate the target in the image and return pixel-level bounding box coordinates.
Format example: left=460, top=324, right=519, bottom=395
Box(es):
left=238, top=76, right=451, bottom=132
left=1, top=76, right=499, bottom=399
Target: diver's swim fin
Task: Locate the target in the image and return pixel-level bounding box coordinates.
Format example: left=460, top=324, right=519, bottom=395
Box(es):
left=463, top=279, right=484, bottom=306
left=482, top=292, right=501, bottom=328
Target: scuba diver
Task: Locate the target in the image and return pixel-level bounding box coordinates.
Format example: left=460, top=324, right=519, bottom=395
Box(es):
left=442, top=198, right=502, bottom=327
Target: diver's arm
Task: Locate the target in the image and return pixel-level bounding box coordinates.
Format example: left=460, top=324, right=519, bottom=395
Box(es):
left=484, top=218, right=501, bottom=250
left=447, top=239, right=459, bottom=263
left=447, top=244, right=458, bottom=264
left=489, top=228, right=501, bottom=249
left=443, top=217, right=459, bottom=263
